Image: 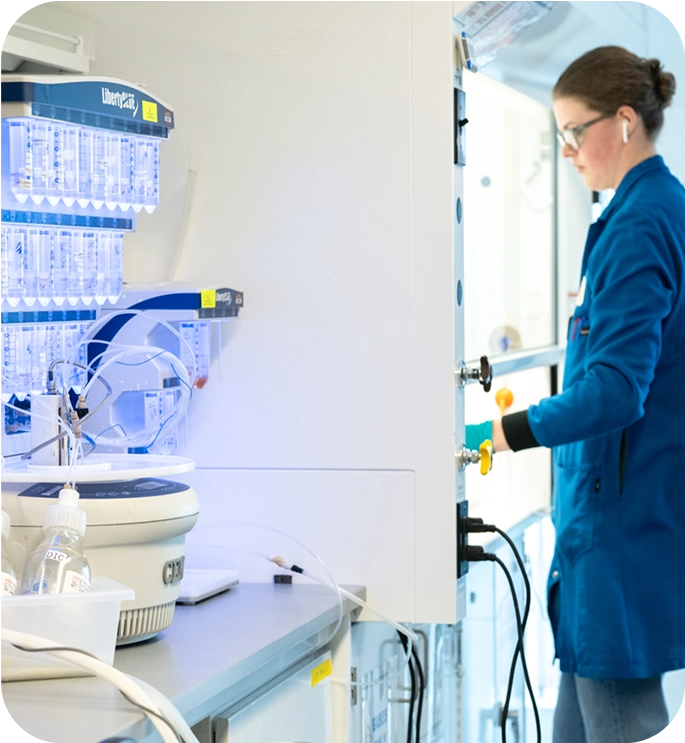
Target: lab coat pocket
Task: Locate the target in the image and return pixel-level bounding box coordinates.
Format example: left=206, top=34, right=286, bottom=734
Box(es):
left=553, top=462, right=600, bottom=564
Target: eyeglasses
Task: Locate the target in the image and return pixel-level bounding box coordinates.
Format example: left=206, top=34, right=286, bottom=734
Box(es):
left=556, top=114, right=613, bottom=151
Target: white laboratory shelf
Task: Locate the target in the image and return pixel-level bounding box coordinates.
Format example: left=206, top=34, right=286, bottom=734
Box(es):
left=0, top=453, right=195, bottom=483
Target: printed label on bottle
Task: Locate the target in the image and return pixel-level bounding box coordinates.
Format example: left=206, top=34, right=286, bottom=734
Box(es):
left=2, top=571, right=18, bottom=596
left=45, top=549, right=68, bottom=562
left=64, top=570, right=91, bottom=594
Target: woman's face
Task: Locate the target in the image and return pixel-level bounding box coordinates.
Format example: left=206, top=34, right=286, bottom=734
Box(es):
left=553, top=96, right=623, bottom=191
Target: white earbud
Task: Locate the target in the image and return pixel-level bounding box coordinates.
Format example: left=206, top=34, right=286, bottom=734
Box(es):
left=622, top=120, right=629, bottom=144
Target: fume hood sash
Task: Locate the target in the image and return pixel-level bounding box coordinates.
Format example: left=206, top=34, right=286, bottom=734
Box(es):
left=455, top=1, right=553, bottom=71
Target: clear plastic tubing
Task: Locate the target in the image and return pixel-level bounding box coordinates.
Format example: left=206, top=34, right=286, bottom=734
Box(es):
left=104, top=132, right=121, bottom=211
left=62, top=124, right=80, bottom=206
left=30, top=119, right=49, bottom=205
left=109, top=232, right=124, bottom=301
left=46, top=121, right=65, bottom=206
left=30, top=227, right=56, bottom=306
left=67, top=230, right=85, bottom=305
left=53, top=228, right=70, bottom=305
left=119, top=135, right=133, bottom=211
left=95, top=230, right=109, bottom=305
left=144, top=137, right=160, bottom=213
left=77, top=126, right=94, bottom=208
left=1, top=225, right=27, bottom=305
left=81, top=229, right=98, bottom=304
left=8, top=118, right=32, bottom=203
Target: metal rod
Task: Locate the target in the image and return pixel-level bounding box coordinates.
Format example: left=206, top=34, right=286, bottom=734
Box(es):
left=465, top=345, right=565, bottom=379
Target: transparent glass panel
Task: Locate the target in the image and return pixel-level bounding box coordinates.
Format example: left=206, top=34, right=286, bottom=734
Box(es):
left=465, top=365, right=552, bottom=523
left=463, top=73, right=556, bottom=361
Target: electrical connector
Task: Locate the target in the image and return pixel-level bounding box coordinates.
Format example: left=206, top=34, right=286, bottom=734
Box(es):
left=463, top=517, right=496, bottom=533
left=457, top=501, right=469, bottom=578
left=457, top=502, right=497, bottom=576
left=463, top=545, right=496, bottom=562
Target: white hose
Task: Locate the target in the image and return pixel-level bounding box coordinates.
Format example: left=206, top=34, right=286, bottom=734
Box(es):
left=72, top=340, right=192, bottom=448
left=235, top=523, right=345, bottom=647
left=336, top=585, right=418, bottom=643
left=67, top=308, right=198, bottom=388
left=1, top=628, right=197, bottom=743
left=81, top=347, right=128, bottom=397
left=132, top=676, right=203, bottom=743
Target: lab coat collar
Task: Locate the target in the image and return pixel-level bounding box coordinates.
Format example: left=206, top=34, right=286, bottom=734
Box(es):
left=598, top=155, right=667, bottom=223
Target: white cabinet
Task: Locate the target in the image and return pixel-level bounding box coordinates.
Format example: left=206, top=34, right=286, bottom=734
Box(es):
left=215, top=652, right=333, bottom=743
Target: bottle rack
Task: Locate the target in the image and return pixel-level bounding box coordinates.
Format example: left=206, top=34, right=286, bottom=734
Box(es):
left=1, top=76, right=174, bottom=308
left=1, top=76, right=174, bottom=407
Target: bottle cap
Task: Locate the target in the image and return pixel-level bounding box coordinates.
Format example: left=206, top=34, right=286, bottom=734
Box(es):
left=43, top=486, right=87, bottom=537
left=1, top=510, right=10, bottom=540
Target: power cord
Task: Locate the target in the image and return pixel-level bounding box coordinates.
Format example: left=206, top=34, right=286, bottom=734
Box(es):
left=461, top=518, right=541, bottom=743
left=394, top=630, right=426, bottom=743
left=397, top=631, right=416, bottom=743
left=411, top=641, right=425, bottom=743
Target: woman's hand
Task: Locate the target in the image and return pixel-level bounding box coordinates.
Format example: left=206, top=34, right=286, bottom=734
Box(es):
left=492, top=418, right=511, bottom=452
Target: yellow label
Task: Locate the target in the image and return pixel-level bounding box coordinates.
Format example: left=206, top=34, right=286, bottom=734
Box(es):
left=311, top=658, right=332, bottom=687
left=201, top=289, right=216, bottom=308
left=142, top=100, right=158, bottom=122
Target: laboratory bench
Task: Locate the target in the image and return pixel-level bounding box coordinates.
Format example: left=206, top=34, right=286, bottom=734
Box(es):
left=2, top=582, right=365, bottom=743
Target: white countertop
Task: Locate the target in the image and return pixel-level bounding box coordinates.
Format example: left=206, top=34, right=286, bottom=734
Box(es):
left=2, top=582, right=365, bottom=743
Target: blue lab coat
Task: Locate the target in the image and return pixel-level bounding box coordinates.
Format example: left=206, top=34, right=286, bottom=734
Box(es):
left=528, top=156, right=685, bottom=678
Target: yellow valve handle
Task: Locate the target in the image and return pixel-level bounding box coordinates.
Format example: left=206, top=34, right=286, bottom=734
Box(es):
left=479, top=439, right=493, bottom=475
left=495, top=387, right=514, bottom=415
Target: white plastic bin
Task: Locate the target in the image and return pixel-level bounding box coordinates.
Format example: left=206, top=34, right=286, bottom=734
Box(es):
left=1, top=576, right=134, bottom=681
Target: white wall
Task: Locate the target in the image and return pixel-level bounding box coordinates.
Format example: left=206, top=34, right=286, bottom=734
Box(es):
left=13, top=1, right=458, bottom=623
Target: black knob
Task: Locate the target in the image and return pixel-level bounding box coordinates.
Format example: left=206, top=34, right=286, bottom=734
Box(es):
left=479, top=355, right=492, bottom=393
left=458, top=118, right=469, bottom=127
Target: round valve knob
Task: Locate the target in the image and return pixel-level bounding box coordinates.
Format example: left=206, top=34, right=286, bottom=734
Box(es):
left=456, top=440, right=494, bottom=474
left=495, top=387, right=514, bottom=415
left=479, top=355, right=493, bottom=393
left=457, top=354, right=493, bottom=392
left=479, top=439, right=493, bottom=475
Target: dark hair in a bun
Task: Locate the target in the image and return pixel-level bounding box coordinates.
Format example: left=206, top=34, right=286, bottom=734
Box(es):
left=553, top=46, right=676, bottom=139
left=647, top=58, right=676, bottom=106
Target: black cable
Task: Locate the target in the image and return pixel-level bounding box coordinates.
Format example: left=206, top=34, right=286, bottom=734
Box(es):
left=495, top=528, right=541, bottom=743
left=411, top=643, right=425, bottom=743
left=397, top=631, right=416, bottom=743
left=464, top=520, right=541, bottom=743
left=491, top=556, right=538, bottom=743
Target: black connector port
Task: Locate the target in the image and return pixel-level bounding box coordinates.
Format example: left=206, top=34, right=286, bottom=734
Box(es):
left=457, top=500, right=469, bottom=578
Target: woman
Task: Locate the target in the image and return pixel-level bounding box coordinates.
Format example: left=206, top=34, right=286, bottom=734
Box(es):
left=468, top=46, right=684, bottom=742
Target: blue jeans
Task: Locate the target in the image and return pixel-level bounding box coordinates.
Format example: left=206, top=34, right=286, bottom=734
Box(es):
left=553, top=672, right=669, bottom=743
